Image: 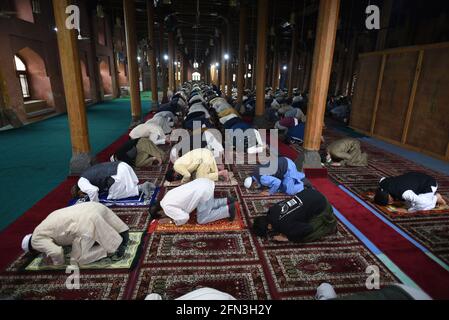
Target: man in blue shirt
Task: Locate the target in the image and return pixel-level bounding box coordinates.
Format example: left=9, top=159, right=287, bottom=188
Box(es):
left=244, top=157, right=306, bottom=196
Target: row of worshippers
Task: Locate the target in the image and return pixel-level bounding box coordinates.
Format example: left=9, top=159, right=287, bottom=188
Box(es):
left=17, top=84, right=199, bottom=267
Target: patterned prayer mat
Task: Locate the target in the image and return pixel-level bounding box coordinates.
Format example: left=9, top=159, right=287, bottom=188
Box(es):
left=131, top=264, right=271, bottom=300
left=163, top=175, right=239, bottom=187
left=0, top=273, right=129, bottom=300
left=362, top=191, right=449, bottom=219
left=69, top=189, right=158, bottom=207
left=144, top=231, right=259, bottom=264
left=149, top=202, right=245, bottom=233
left=324, top=128, right=449, bottom=266
left=149, top=186, right=246, bottom=233
left=8, top=232, right=144, bottom=272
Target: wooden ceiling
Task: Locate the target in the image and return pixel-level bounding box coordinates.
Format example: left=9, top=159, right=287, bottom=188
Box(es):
left=100, top=0, right=322, bottom=64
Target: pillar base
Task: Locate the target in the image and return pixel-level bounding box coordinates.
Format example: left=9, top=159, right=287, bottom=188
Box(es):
left=253, top=115, right=272, bottom=129
left=70, top=152, right=94, bottom=175
left=293, top=147, right=306, bottom=172
left=151, top=101, right=159, bottom=112
left=303, top=149, right=323, bottom=169
left=129, top=116, right=142, bottom=129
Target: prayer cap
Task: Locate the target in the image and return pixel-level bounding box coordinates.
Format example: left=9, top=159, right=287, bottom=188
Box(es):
left=21, top=234, right=32, bottom=253
left=244, top=177, right=253, bottom=189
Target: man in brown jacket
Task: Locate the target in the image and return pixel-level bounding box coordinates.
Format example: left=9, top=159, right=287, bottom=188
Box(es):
left=326, top=138, right=368, bottom=167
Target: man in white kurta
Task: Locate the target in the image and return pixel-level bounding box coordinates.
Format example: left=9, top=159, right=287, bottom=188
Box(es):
left=21, top=202, right=129, bottom=266
left=159, top=178, right=234, bottom=226
left=76, top=162, right=154, bottom=202
left=129, top=122, right=167, bottom=145
left=146, top=111, right=176, bottom=134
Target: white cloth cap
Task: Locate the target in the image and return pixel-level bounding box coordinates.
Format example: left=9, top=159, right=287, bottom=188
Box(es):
left=21, top=234, right=32, bottom=252
left=110, top=155, right=115, bottom=162
left=145, top=294, right=163, bottom=300
left=244, top=177, right=253, bottom=189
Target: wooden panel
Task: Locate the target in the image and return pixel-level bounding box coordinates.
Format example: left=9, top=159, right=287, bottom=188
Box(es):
left=373, top=52, right=418, bottom=142
left=406, top=47, right=449, bottom=157
left=349, top=55, right=382, bottom=132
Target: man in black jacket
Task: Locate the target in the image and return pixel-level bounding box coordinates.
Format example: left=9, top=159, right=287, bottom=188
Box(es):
left=252, top=189, right=337, bottom=243
left=374, top=172, right=446, bottom=213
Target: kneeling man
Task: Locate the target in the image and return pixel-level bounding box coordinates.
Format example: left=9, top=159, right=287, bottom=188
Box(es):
left=244, top=157, right=306, bottom=196
left=150, top=178, right=236, bottom=226
left=374, top=172, right=446, bottom=213
left=72, top=162, right=155, bottom=202
left=170, top=148, right=229, bottom=183
left=326, top=138, right=368, bottom=167
left=21, top=202, right=129, bottom=266
left=252, top=189, right=337, bottom=243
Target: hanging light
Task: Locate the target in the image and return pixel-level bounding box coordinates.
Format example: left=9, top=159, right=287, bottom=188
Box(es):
left=224, top=53, right=229, bottom=60
left=163, top=54, right=169, bottom=61
left=283, top=65, right=288, bottom=71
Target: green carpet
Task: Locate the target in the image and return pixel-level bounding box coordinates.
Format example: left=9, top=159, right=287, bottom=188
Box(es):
left=0, top=94, right=153, bottom=231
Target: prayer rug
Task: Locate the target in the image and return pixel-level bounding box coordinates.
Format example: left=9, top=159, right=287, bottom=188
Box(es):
left=361, top=191, right=449, bottom=218
left=8, top=232, right=144, bottom=272
left=69, top=188, right=159, bottom=207
left=144, top=231, right=259, bottom=264
left=0, top=273, right=129, bottom=300
left=148, top=201, right=245, bottom=233
left=111, top=207, right=152, bottom=232
left=131, top=264, right=271, bottom=300
left=163, top=174, right=239, bottom=187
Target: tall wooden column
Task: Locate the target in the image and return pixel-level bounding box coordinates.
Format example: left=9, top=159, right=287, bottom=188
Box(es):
left=303, top=0, right=340, bottom=168
left=124, top=0, right=142, bottom=126
left=254, top=0, right=269, bottom=124
left=287, top=16, right=297, bottom=98
left=159, top=24, right=168, bottom=103
left=147, top=0, right=158, bottom=109
left=237, top=7, right=248, bottom=104
left=53, top=0, right=92, bottom=174
left=168, top=31, right=175, bottom=92
left=220, top=34, right=226, bottom=94
left=272, top=38, right=280, bottom=90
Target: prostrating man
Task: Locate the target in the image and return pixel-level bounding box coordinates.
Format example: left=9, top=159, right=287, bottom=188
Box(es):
left=146, top=111, right=177, bottom=134
left=244, top=157, right=306, bottom=196
left=21, top=202, right=130, bottom=266
left=326, top=138, right=368, bottom=167
left=71, top=162, right=155, bottom=202
left=111, top=138, right=165, bottom=167
left=168, top=148, right=229, bottom=183
left=252, top=189, right=337, bottom=243
left=129, top=122, right=168, bottom=145
left=149, top=178, right=236, bottom=226
left=374, top=172, right=446, bottom=213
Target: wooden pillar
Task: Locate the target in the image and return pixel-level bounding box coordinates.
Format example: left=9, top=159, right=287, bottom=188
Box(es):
left=287, top=15, right=297, bottom=98
left=53, top=0, right=92, bottom=173
left=303, top=0, right=340, bottom=167
left=272, top=41, right=280, bottom=90
left=147, top=0, right=158, bottom=108
left=254, top=0, right=269, bottom=121
left=124, top=0, right=142, bottom=125
left=159, top=24, right=168, bottom=103
left=220, top=34, right=226, bottom=94
left=237, top=7, right=247, bottom=104
left=168, top=31, right=175, bottom=93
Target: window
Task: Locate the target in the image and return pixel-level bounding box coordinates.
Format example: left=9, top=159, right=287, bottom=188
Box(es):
left=192, top=72, right=201, bottom=81
left=14, top=55, right=31, bottom=100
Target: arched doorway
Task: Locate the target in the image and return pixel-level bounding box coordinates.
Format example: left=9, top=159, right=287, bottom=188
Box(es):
left=15, top=47, right=54, bottom=116
left=80, top=60, right=91, bottom=100
left=99, top=58, right=113, bottom=98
